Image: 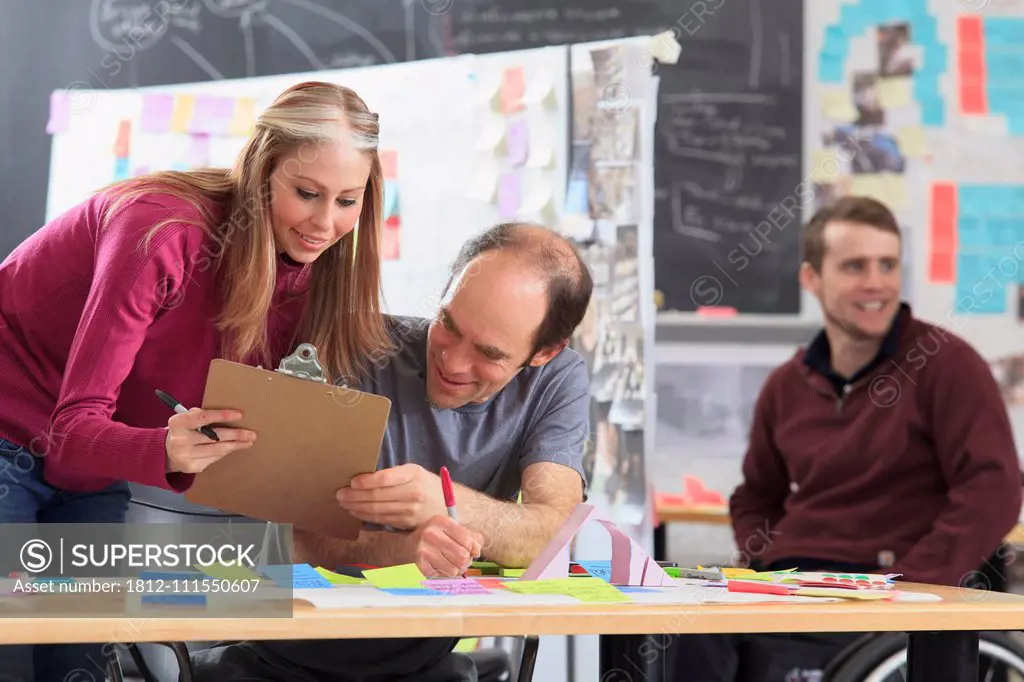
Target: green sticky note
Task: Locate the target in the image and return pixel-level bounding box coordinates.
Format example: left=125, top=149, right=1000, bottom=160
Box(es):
left=499, top=568, right=525, bottom=577
left=314, top=567, right=366, bottom=585
left=470, top=561, right=502, bottom=574
left=195, top=562, right=260, bottom=581
left=363, top=564, right=426, bottom=589
left=504, top=577, right=631, bottom=603
left=664, top=567, right=681, bottom=578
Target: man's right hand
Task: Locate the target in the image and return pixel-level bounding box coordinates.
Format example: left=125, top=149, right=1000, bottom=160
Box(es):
left=409, top=516, right=483, bottom=577
left=164, top=408, right=256, bottom=474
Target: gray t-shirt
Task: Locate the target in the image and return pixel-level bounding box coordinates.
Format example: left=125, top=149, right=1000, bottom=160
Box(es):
left=256, top=316, right=591, bottom=675
left=365, top=315, right=590, bottom=502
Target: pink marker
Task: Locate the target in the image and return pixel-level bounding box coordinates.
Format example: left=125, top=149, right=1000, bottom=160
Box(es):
left=441, top=466, right=458, bottom=522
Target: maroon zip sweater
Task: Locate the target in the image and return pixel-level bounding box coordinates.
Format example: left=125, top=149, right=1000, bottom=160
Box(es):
left=730, top=305, right=1022, bottom=586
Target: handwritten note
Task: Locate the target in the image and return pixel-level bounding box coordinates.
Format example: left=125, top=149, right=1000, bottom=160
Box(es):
left=504, top=577, right=631, bottom=603
left=422, top=578, right=491, bottom=595
left=576, top=561, right=612, bottom=582
left=363, top=564, right=426, bottom=589
left=262, top=564, right=333, bottom=589
left=140, top=94, right=174, bottom=133
left=506, top=119, right=529, bottom=166
left=500, top=66, right=526, bottom=114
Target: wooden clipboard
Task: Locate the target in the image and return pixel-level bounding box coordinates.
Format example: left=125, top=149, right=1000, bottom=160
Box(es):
left=185, top=344, right=391, bottom=540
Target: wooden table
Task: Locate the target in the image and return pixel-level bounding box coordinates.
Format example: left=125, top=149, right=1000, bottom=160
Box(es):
left=2, top=583, right=1023, bottom=681
left=653, top=503, right=1024, bottom=560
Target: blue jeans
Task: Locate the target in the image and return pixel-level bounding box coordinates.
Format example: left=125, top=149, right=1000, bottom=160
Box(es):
left=0, top=437, right=131, bottom=682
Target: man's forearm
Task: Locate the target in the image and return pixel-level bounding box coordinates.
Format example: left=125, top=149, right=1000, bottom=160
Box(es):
left=454, top=485, right=566, bottom=567
left=294, top=528, right=412, bottom=568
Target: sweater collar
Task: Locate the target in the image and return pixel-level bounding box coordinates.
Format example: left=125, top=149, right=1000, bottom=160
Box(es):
left=803, top=302, right=909, bottom=389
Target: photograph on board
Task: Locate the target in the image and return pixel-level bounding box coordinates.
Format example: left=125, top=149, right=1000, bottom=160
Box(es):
left=611, top=225, right=640, bottom=323
left=590, top=107, right=639, bottom=162
left=822, top=124, right=905, bottom=174
left=588, top=165, right=638, bottom=223
left=878, top=23, right=915, bottom=77
left=852, top=72, right=885, bottom=126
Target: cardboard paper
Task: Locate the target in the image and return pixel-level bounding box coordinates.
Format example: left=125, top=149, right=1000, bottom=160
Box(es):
left=519, top=504, right=598, bottom=580
left=187, top=359, right=390, bottom=539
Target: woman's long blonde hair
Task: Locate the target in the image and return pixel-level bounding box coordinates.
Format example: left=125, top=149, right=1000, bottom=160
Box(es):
left=103, top=81, right=393, bottom=384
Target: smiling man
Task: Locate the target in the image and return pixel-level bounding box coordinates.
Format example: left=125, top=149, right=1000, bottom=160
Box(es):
left=669, top=196, right=1023, bottom=681
left=189, top=221, right=593, bottom=682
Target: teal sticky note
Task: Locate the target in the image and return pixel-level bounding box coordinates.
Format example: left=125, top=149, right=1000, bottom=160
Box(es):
left=957, top=217, right=987, bottom=248
left=959, top=185, right=989, bottom=218
left=819, top=53, right=844, bottom=83
left=383, top=179, right=398, bottom=221
left=823, top=26, right=847, bottom=53
left=955, top=254, right=1007, bottom=315
left=577, top=561, right=612, bottom=582
left=381, top=588, right=447, bottom=596
left=984, top=18, right=1024, bottom=49
left=114, top=157, right=130, bottom=181
left=262, top=564, right=333, bottom=589
left=918, top=97, right=945, bottom=127
left=839, top=5, right=867, bottom=35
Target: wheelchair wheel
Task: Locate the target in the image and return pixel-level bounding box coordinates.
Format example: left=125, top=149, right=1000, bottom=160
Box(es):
left=825, top=631, right=1024, bottom=682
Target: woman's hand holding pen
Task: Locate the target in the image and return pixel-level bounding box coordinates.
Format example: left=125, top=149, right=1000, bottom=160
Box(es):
left=164, top=408, right=256, bottom=474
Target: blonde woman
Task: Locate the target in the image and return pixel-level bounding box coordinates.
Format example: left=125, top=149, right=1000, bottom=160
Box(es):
left=0, top=81, right=393, bottom=681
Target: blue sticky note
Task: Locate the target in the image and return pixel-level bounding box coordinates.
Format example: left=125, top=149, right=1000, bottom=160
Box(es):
left=986, top=218, right=1018, bottom=250
left=617, top=586, right=658, bottom=593
left=984, top=18, right=1024, bottom=49
left=1007, top=116, right=1024, bottom=137
left=957, top=217, right=988, bottom=248
left=383, top=179, right=398, bottom=221
left=114, top=157, right=130, bottom=181
left=918, top=97, right=945, bottom=127
left=577, top=561, right=613, bottom=582
left=818, top=53, right=844, bottom=83
left=381, top=588, right=447, bottom=596
left=955, top=254, right=1008, bottom=314
left=822, top=26, right=847, bottom=54
left=838, top=5, right=867, bottom=35
left=262, top=564, right=333, bottom=589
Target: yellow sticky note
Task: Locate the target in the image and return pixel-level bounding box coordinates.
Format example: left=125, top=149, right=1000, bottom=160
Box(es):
left=721, top=568, right=757, bottom=578
left=881, top=173, right=909, bottom=209
left=809, top=148, right=845, bottom=184
left=504, top=577, right=631, bottom=603
left=195, top=562, right=260, bottom=581
left=229, top=97, right=256, bottom=137
left=896, top=126, right=928, bottom=158
left=795, top=587, right=892, bottom=600
left=170, top=95, right=196, bottom=133
left=363, top=564, right=426, bottom=589
left=821, top=88, right=857, bottom=121
left=876, top=77, right=912, bottom=109
left=499, top=568, right=526, bottom=577
left=314, top=567, right=366, bottom=585
left=850, top=173, right=886, bottom=200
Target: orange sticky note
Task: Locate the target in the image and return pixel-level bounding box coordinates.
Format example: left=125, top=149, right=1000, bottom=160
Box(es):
left=929, top=252, right=955, bottom=283
left=113, top=119, right=131, bottom=157
left=931, top=182, right=957, bottom=217
left=960, top=84, right=987, bottom=115
left=229, top=97, right=256, bottom=137
left=170, top=95, right=196, bottom=133
left=500, top=67, right=525, bottom=115
left=380, top=150, right=398, bottom=180
left=958, top=50, right=985, bottom=82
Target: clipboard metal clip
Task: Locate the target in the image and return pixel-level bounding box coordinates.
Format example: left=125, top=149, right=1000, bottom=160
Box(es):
left=276, top=343, right=327, bottom=384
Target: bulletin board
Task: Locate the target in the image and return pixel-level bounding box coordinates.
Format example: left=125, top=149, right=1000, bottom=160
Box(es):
left=43, top=46, right=570, bottom=320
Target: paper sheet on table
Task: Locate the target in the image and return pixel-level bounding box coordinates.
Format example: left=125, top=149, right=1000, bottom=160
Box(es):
left=504, top=577, right=632, bottom=603
left=363, top=564, right=426, bottom=589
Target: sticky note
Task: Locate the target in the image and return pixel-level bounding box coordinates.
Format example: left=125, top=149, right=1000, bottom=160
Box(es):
left=895, top=126, right=927, bottom=158
left=821, top=88, right=857, bottom=121
left=504, top=577, right=631, bottom=603
left=576, top=561, right=612, bottom=582
left=195, top=562, right=261, bottom=581
left=470, top=561, right=502, bottom=575
left=929, top=252, right=955, bottom=283
left=882, top=174, right=909, bottom=210
left=499, top=568, right=526, bottom=577
left=809, top=148, right=844, bottom=184
left=818, top=53, right=844, bottom=83
left=850, top=174, right=886, bottom=201
left=381, top=587, right=447, bottom=596
left=961, top=84, right=987, bottom=115
left=229, top=97, right=257, bottom=137
left=877, top=78, right=913, bottom=109
left=262, top=564, right=333, bottom=589
left=423, top=578, right=491, bottom=595
left=919, top=97, right=945, bottom=126
left=506, top=119, right=529, bottom=167
left=113, top=120, right=131, bottom=157
left=170, top=95, right=196, bottom=134
left=363, top=564, right=426, bottom=589
left=498, top=171, right=521, bottom=217
left=564, top=179, right=589, bottom=214
left=380, top=149, right=398, bottom=180
left=46, top=91, right=70, bottom=134
left=141, top=94, right=175, bottom=133
left=190, top=95, right=219, bottom=134
left=314, top=567, right=366, bottom=585
left=187, top=133, right=211, bottom=168
left=500, top=66, right=525, bottom=114
left=113, top=157, right=131, bottom=181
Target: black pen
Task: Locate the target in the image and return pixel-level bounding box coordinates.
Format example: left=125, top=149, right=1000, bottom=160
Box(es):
left=155, top=389, right=220, bottom=441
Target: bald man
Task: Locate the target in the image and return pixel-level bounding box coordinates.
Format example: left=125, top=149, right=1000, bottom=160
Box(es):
left=190, top=222, right=594, bottom=682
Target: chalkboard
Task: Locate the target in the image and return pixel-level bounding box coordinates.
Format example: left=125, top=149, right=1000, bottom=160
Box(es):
left=1, top=0, right=804, bottom=318
left=651, top=0, right=804, bottom=314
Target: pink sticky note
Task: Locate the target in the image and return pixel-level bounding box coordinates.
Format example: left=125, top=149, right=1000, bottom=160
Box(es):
left=46, top=92, right=69, bottom=134
left=506, top=119, right=529, bottom=167
left=187, top=133, right=211, bottom=167
left=423, top=578, right=490, bottom=595
left=190, top=95, right=220, bottom=134
left=498, top=171, right=521, bottom=217
left=140, top=94, right=174, bottom=133
left=521, top=504, right=597, bottom=580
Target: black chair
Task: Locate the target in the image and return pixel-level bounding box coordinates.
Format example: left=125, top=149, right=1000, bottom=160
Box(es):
left=114, top=484, right=539, bottom=682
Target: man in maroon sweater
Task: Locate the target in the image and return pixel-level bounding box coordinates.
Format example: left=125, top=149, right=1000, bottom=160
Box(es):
left=672, top=196, right=1022, bottom=681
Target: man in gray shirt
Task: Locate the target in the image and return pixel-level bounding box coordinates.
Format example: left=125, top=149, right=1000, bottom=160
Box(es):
left=190, top=222, right=593, bottom=681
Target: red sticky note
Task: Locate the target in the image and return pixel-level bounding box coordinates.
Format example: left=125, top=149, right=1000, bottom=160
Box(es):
left=958, top=50, right=985, bottom=82
left=113, top=119, right=131, bottom=157
left=931, top=182, right=957, bottom=217
left=957, top=15, right=984, bottom=50
left=696, top=306, right=738, bottom=318
left=500, top=66, right=525, bottom=115
left=960, top=84, right=987, bottom=115
left=929, top=253, right=955, bottom=283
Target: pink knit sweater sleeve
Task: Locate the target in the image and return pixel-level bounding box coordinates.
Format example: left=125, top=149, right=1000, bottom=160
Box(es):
left=47, top=197, right=197, bottom=492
